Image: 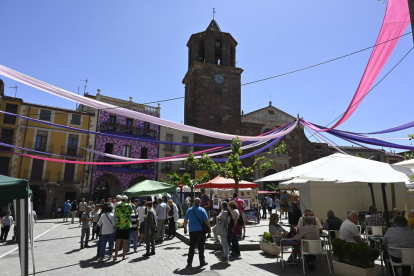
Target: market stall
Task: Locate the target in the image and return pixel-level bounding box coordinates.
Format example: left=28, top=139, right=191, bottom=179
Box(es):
left=195, top=176, right=260, bottom=223
left=0, top=175, right=33, bottom=276
left=124, top=180, right=183, bottom=214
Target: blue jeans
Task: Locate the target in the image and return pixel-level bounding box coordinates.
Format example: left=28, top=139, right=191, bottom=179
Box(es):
left=281, top=239, right=300, bottom=260
left=81, top=228, right=90, bottom=247
left=100, top=232, right=115, bottom=258
left=220, top=235, right=229, bottom=259
left=231, top=234, right=240, bottom=255
left=127, top=230, right=138, bottom=251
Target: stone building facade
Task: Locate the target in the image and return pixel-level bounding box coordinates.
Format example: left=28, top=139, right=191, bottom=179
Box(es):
left=78, top=91, right=160, bottom=200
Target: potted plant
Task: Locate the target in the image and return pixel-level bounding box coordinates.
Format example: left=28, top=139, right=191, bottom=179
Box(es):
left=331, top=238, right=377, bottom=276
left=260, top=232, right=280, bottom=256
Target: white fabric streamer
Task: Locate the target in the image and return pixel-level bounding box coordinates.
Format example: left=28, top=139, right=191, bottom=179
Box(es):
left=0, top=64, right=297, bottom=141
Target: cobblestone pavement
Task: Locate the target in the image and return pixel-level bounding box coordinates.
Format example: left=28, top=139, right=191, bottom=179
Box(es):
left=0, top=218, right=377, bottom=276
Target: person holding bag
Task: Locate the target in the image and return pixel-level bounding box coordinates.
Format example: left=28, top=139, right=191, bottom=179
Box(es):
left=97, top=205, right=116, bottom=261
left=216, top=201, right=232, bottom=263
left=183, top=198, right=211, bottom=267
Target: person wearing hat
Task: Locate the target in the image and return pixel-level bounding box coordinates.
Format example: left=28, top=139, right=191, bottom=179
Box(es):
left=114, top=195, right=133, bottom=261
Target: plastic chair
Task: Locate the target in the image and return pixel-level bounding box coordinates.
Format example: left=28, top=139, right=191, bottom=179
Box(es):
left=280, top=238, right=301, bottom=272
left=328, top=230, right=340, bottom=239
left=365, top=226, right=385, bottom=244
left=300, top=239, right=332, bottom=275
left=386, top=247, right=414, bottom=276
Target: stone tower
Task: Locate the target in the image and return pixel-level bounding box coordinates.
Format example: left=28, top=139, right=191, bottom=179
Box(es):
left=183, top=20, right=243, bottom=144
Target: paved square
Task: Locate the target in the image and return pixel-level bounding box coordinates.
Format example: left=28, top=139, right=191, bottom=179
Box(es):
left=0, top=218, right=381, bottom=275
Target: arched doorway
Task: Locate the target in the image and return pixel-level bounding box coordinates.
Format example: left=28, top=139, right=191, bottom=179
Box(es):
left=54, top=185, right=80, bottom=204
left=95, top=174, right=122, bottom=200
left=129, top=176, right=148, bottom=188
left=30, top=185, right=46, bottom=215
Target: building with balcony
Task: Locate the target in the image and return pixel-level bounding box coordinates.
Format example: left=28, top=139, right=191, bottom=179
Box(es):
left=0, top=79, right=96, bottom=215
left=158, top=126, right=194, bottom=181
left=78, top=90, right=160, bottom=200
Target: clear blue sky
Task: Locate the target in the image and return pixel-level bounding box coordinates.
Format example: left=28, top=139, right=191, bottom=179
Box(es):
left=0, top=0, right=413, bottom=152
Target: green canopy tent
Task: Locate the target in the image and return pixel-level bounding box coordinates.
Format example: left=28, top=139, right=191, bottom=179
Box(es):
left=124, top=180, right=183, bottom=214
left=0, top=175, right=34, bottom=276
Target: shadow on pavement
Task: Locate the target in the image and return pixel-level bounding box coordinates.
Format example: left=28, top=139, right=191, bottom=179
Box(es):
left=28, top=263, right=79, bottom=275
left=210, top=262, right=231, bottom=270
left=35, top=236, right=79, bottom=243
left=173, top=267, right=206, bottom=275
left=129, top=256, right=149, bottom=262
left=65, top=248, right=82, bottom=254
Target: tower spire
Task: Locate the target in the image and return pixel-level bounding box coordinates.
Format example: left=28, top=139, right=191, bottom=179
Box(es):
left=212, top=8, right=216, bottom=20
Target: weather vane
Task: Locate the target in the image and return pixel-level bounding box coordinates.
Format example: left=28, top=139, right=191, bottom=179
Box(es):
left=212, top=8, right=216, bottom=20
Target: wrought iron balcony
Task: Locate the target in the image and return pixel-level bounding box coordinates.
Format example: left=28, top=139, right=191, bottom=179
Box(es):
left=180, top=146, right=190, bottom=153
left=100, top=124, right=156, bottom=137
left=57, top=172, right=81, bottom=184
left=163, top=144, right=175, bottom=151
left=24, top=170, right=50, bottom=182
left=161, top=164, right=191, bottom=173
left=61, top=145, right=82, bottom=157
left=28, top=142, right=53, bottom=153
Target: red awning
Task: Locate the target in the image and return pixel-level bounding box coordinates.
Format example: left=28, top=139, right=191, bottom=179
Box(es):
left=195, top=176, right=257, bottom=189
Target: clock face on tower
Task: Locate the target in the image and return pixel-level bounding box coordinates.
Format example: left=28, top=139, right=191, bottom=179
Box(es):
left=213, top=74, right=225, bottom=85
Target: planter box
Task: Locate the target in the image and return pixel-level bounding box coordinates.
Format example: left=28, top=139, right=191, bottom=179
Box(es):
left=260, top=241, right=280, bottom=256
left=333, top=260, right=377, bottom=276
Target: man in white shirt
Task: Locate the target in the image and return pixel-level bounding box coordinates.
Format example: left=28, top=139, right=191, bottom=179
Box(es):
left=340, top=210, right=379, bottom=261
left=339, top=210, right=361, bottom=243
left=155, top=198, right=170, bottom=243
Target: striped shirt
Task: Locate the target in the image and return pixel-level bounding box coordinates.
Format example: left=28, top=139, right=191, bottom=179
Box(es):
left=130, top=208, right=138, bottom=231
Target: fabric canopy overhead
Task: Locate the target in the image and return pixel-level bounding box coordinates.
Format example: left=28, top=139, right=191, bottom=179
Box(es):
left=395, top=159, right=414, bottom=170
left=195, top=176, right=258, bottom=189
left=255, top=153, right=413, bottom=184
left=124, top=180, right=177, bottom=197
left=0, top=174, right=32, bottom=203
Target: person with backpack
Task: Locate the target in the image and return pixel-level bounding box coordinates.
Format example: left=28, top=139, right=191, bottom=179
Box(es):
left=199, top=188, right=211, bottom=238
left=228, top=201, right=241, bottom=257
left=216, top=201, right=232, bottom=263
left=97, top=205, right=116, bottom=261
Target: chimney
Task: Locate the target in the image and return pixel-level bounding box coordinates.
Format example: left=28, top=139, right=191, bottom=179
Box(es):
left=0, top=79, right=4, bottom=97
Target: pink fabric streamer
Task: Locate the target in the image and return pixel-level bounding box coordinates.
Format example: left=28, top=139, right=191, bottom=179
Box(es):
left=0, top=65, right=296, bottom=141
left=323, top=0, right=410, bottom=131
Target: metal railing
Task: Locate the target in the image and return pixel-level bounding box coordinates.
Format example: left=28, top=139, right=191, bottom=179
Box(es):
left=24, top=170, right=50, bottom=182
left=61, top=145, right=82, bottom=157
left=28, top=141, right=53, bottom=153
left=161, top=164, right=191, bottom=173
left=163, top=144, right=175, bottom=151
left=57, top=172, right=81, bottom=184
left=100, top=124, right=156, bottom=137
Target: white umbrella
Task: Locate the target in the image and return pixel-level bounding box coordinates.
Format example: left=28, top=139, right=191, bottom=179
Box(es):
left=255, top=153, right=414, bottom=227
left=256, top=153, right=413, bottom=184
left=395, top=159, right=414, bottom=169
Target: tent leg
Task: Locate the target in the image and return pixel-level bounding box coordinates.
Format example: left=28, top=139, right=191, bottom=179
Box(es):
left=381, top=183, right=390, bottom=228
left=368, top=183, right=376, bottom=206
left=16, top=198, right=29, bottom=276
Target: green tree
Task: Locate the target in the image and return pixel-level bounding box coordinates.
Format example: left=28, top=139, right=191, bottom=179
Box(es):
left=185, top=138, right=285, bottom=194
left=165, top=171, right=210, bottom=200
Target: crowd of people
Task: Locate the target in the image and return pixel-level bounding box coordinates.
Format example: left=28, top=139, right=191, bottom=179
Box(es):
left=63, top=195, right=182, bottom=261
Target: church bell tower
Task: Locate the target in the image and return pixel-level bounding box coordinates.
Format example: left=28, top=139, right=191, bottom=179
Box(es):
left=183, top=20, right=244, bottom=143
